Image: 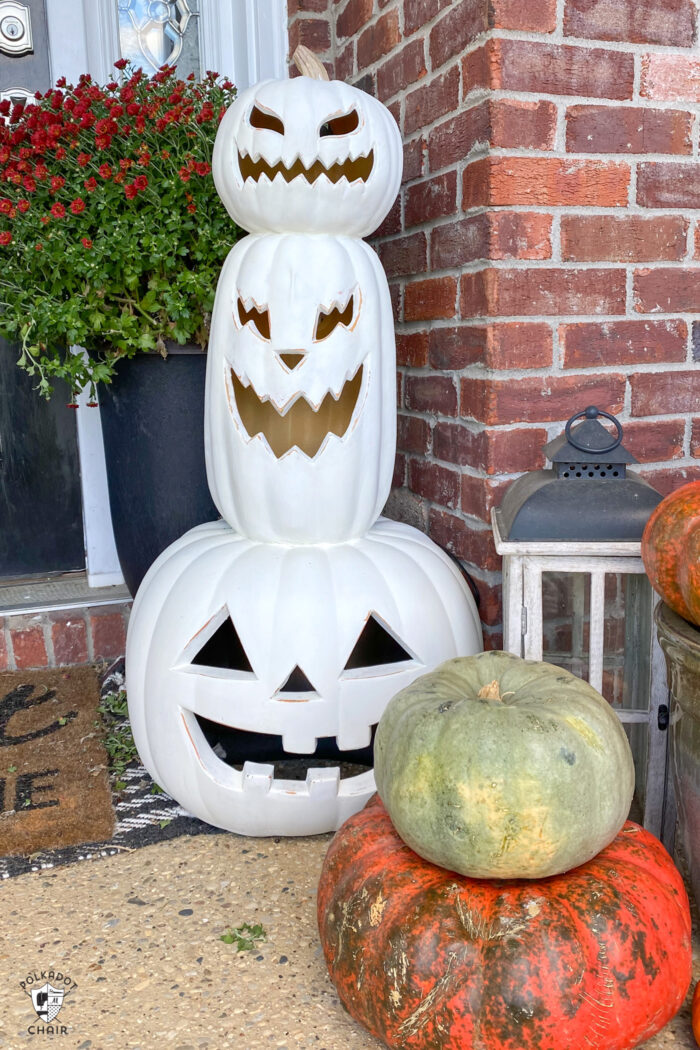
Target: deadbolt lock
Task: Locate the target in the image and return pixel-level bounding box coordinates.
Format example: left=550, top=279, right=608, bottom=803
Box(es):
left=0, top=2, right=32, bottom=56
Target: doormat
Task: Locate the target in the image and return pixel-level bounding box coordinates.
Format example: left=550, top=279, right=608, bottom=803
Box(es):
left=0, top=667, right=114, bottom=859
left=0, top=660, right=222, bottom=880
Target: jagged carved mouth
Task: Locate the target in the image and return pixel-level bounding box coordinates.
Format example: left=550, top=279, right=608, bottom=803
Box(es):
left=195, top=716, right=376, bottom=784
left=238, top=149, right=374, bottom=185
left=231, top=364, right=363, bottom=459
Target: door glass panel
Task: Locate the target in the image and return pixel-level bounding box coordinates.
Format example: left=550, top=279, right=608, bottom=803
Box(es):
left=624, top=722, right=648, bottom=825
left=117, top=0, right=200, bottom=78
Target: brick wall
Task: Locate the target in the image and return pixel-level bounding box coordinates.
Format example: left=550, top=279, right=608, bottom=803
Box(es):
left=289, top=0, right=700, bottom=648
left=0, top=604, right=130, bottom=671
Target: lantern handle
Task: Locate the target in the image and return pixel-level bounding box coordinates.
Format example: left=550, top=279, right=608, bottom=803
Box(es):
left=565, top=406, right=623, bottom=454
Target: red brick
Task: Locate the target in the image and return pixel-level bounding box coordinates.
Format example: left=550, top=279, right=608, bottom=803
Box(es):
left=461, top=474, right=511, bottom=523
left=490, top=212, right=552, bottom=261
left=564, top=0, right=695, bottom=47
left=389, top=281, right=401, bottom=319
left=567, top=105, right=693, bottom=155
left=460, top=373, right=626, bottom=425
left=396, top=330, right=429, bottom=367
left=560, top=320, right=687, bottom=368
left=405, top=170, right=457, bottom=228
left=0, top=630, right=8, bottom=671
left=642, top=55, right=700, bottom=102
left=51, top=615, right=89, bottom=665
left=404, top=0, right=451, bottom=35
left=635, top=268, right=700, bottom=313
left=335, top=41, right=355, bottom=81
left=405, top=275, right=457, bottom=321
left=91, top=611, right=127, bottom=661
left=403, top=137, right=425, bottom=182
left=469, top=575, right=503, bottom=627
left=462, top=157, right=490, bottom=210
left=377, top=39, right=426, bottom=101
left=288, top=18, right=331, bottom=54
left=630, top=371, right=700, bottom=416
left=288, top=0, right=328, bottom=11
left=429, top=323, right=552, bottom=370
left=429, top=1, right=488, bottom=70
left=638, top=163, right=700, bottom=209
left=377, top=232, right=427, bottom=278
left=398, top=414, right=431, bottom=455
left=492, top=39, right=635, bottom=100
left=621, top=419, right=686, bottom=463
left=641, top=466, right=700, bottom=496
left=336, top=0, right=373, bottom=38
left=427, top=103, right=490, bottom=170
left=393, top=452, right=406, bottom=489
left=460, top=268, right=627, bottom=318
left=409, top=458, right=461, bottom=508
left=405, top=374, right=458, bottom=416
left=11, top=623, right=48, bottom=669
left=429, top=509, right=502, bottom=572
left=490, top=0, right=556, bottom=31
left=465, top=157, right=630, bottom=209
left=428, top=326, right=484, bottom=369
left=433, top=210, right=551, bottom=267
left=373, top=197, right=401, bottom=238
left=404, top=66, right=460, bottom=137
left=462, top=41, right=493, bottom=96
left=433, top=423, right=549, bottom=472
left=692, top=419, right=700, bottom=457
left=357, top=9, right=399, bottom=68
left=490, top=99, right=557, bottom=150
left=561, top=215, right=688, bottom=263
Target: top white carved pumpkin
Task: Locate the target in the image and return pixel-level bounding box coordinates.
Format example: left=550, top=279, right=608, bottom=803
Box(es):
left=212, top=75, right=403, bottom=236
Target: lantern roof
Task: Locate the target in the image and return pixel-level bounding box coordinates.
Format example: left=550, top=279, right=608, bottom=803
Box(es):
left=494, top=407, right=662, bottom=543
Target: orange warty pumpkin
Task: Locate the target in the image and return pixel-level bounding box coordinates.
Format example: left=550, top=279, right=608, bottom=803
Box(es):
left=642, top=480, right=700, bottom=628
left=318, top=796, right=692, bottom=1050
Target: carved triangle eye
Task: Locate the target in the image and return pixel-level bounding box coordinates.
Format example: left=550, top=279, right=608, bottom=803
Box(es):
left=238, top=297, right=271, bottom=340
left=320, top=109, right=359, bottom=136
left=192, top=615, right=254, bottom=673
left=314, top=296, right=354, bottom=341
left=344, top=615, right=412, bottom=671
left=250, top=104, right=284, bottom=134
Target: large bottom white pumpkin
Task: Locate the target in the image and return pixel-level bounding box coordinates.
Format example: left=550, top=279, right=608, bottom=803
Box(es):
left=125, top=517, right=482, bottom=836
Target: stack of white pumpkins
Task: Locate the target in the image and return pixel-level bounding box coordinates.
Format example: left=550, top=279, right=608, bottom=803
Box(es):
left=125, top=49, right=483, bottom=837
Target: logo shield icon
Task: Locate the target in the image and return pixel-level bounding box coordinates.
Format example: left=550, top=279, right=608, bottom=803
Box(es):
left=31, top=983, right=64, bottom=1023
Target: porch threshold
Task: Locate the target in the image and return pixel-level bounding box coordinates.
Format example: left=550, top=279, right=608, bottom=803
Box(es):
left=0, top=573, right=131, bottom=617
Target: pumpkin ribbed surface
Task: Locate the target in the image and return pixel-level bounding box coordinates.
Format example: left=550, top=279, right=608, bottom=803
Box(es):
left=642, top=480, right=700, bottom=628
left=318, top=795, right=692, bottom=1050
left=374, top=651, right=634, bottom=878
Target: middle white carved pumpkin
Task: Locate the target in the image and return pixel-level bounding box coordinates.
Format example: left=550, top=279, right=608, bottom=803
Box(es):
left=205, top=232, right=396, bottom=543
left=212, top=75, right=403, bottom=237
left=125, top=517, right=483, bottom=836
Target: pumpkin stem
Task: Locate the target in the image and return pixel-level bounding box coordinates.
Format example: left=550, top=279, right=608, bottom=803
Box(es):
left=293, top=45, right=331, bottom=81
left=477, top=680, right=503, bottom=702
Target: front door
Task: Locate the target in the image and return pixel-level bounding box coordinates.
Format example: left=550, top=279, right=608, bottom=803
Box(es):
left=0, top=0, right=84, bottom=577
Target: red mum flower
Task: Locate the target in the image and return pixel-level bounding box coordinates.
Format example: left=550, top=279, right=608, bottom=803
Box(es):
left=70, top=197, right=86, bottom=214
left=50, top=202, right=66, bottom=218
left=0, top=199, right=11, bottom=214
left=55, top=147, right=66, bottom=159
left=22, top=175, right=36, bottom=192
left=98, top=162, right=112, bottom=179
left=114, top=58, right=128, bottom=70
left=124, top=182, right=137, bottom=199
left=81, top=237, right=92, bottom=249
left=40, top=215, right=49, bottom=224
left=50, top=175, right=65, bottom=193
left=133, top=174, right=148, bottom=191
left=0, top=230, right=12, bottom=245
left=83, top=176, right=97, bottom=192
left=77, top=151, right=91, bottom=167
left=195, top=161, right=211, bottom=176
left=187, top=203, right=196, bottom=213
left=17, top=198, right=30, bottom=212
left=127, top=102, right=140, bottom=116
left=178, top=167, right=190, bottom=182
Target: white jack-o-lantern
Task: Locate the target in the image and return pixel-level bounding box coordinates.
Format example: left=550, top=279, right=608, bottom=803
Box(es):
left=212, top=71, right=402, bottom=237
left=205, top=232, right=396, bottom=543
left=125, top=517, right=483, bottom=837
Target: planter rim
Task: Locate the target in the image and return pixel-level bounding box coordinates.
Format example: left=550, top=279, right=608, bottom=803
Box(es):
left=654, top=600, right=700, bottom=653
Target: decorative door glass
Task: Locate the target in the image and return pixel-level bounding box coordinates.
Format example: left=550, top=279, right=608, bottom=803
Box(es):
left=117, top=0, right=200, bottom=78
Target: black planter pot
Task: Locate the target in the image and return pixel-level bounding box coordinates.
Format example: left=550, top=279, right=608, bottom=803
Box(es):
left=98, top=347, right=219, bottom=597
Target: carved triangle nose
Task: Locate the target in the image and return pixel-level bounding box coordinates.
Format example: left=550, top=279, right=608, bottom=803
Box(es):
left=278, top=352, right=306, bottom=370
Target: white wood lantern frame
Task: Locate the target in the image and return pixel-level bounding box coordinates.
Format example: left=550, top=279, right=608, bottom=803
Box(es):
left=492, top=509, right=673, bottom=846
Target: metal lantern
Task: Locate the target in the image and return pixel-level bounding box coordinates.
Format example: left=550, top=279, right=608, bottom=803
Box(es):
left=492, top=407, right=672, bottom=842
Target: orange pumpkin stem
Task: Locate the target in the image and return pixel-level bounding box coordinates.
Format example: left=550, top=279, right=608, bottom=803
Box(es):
left=477, top=680, right=503, bottom=701
left=293, top=45, right=330, bottom=81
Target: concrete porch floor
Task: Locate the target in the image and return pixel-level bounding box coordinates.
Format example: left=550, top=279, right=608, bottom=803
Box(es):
left=0, top=832, right=697, bottom=1050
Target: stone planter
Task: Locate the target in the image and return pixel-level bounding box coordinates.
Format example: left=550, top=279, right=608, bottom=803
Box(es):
left=655, top=600, right=700, bottom=906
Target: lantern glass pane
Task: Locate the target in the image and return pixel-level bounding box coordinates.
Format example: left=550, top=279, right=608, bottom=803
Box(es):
left=541, top=570, right=652, bottom=712
left=623, top=721, right=648, bottom=824
left=117, top=0, right=201, bottom=79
